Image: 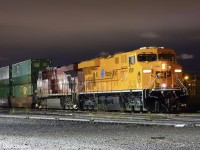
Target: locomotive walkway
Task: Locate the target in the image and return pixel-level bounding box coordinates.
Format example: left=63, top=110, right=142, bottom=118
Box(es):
left=0, top=108, right=200, bottom=127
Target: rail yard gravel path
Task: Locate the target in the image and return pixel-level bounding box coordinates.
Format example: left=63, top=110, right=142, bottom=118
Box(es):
left=1, top=108, right=200, bottom=127
left=0, top=117, right=200, bottom=150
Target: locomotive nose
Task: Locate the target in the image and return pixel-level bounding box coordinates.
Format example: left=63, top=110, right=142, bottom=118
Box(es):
left=152, top=60, right=183, bottom=89
left=160, top=61, right=171, bottom=71
left=153, top=61, right=172, bottom=89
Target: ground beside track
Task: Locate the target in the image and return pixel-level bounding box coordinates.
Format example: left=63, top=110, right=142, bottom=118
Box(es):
left=0, top=117, right=200, bottom=150
left=1, top=108, right=200, bottom=127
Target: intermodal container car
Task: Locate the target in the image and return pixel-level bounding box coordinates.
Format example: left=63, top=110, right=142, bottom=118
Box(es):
left=12, top=59, right=51, bottom=85
left=0, top=66, right=11, bottom=107
left=10, top=59, right=52, bottom=107
left=11, top=83, right=36, bottom=107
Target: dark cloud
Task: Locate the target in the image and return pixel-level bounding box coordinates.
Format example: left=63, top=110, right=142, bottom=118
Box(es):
left=0, top=57, right=9, bottom=61
left=139, top=32, right=160, bottom=39
left=177, top=53, right=194, bottom=60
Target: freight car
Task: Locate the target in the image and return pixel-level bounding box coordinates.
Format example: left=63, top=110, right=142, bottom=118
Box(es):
left=0, top=59, right=52, bottom=107
left=0, top=66, right=11, bottom=107
left=77, top=47, right=188, bottom=113
left=11, top=59, right=52, bottom=107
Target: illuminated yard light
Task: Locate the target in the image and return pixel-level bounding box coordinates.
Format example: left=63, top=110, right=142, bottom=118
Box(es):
left=184, top=76, right=189, bottom=80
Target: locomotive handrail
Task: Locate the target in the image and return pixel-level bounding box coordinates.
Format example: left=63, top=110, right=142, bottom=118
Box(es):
left=143, top=74, right=189, bottom=98
left=175, top=74, right=188, bottom=95
left=144, top=74, right=160, bottom=98
left=79, top=81, right=85, bottom=92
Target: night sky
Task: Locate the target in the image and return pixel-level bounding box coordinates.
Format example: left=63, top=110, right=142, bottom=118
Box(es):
left=0, top=0, right=199, bottom=73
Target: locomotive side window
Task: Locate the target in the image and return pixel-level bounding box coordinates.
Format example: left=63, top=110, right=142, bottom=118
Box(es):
left=137, top=54, right=157, bottom=62
left=158, top=54, right=175, bottom=62
left=129, top=56, right=135, bottom=65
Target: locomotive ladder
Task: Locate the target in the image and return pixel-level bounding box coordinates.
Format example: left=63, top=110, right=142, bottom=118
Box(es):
left=143, top=74, right=160, bottom=98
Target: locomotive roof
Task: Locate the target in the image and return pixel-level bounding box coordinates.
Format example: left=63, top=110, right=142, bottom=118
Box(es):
left=81, top=47, right=176, bottom=63
left=113, top=47, right=175, bottom=57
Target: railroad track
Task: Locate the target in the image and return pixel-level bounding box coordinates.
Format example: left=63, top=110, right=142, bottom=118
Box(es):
left=1, top=108, right=200, bottom=127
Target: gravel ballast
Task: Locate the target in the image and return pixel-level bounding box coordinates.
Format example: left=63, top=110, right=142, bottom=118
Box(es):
left=0, top=117, right=200, bottom=150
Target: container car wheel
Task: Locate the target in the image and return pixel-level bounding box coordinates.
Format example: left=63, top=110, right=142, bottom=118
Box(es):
left=60, top=98, right=66, bottom=110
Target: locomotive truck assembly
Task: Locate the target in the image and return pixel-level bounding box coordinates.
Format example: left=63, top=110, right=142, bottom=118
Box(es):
left=0, top=47, right=188, bottom=113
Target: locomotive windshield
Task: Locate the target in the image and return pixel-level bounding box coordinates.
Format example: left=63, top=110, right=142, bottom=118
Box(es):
left=158, top=54, right=175, bottom=62
left=137, top=54, right=157, bottom=62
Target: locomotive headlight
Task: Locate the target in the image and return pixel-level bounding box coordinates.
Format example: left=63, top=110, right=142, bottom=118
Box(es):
left=143, top=69, right=152, bottom=73
left=175, top=69, right=182, bottom=73
left=161, top=83, right=167, bottom=88
left=161, top=63, right=166, bottom=70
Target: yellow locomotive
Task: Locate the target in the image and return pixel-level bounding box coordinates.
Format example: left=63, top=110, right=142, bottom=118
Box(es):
left=78, top=47, right=188, bottom=112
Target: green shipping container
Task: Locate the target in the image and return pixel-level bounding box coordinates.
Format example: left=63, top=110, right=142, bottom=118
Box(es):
left=12, top=59, right=51, bottom=85
left=10, top=96, right=33, bottom=108
left=0, top=66, right=10, bottom=85
left=0, top=86, right=10, bottom=98
left=12, top=83, right=37, bottom=97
